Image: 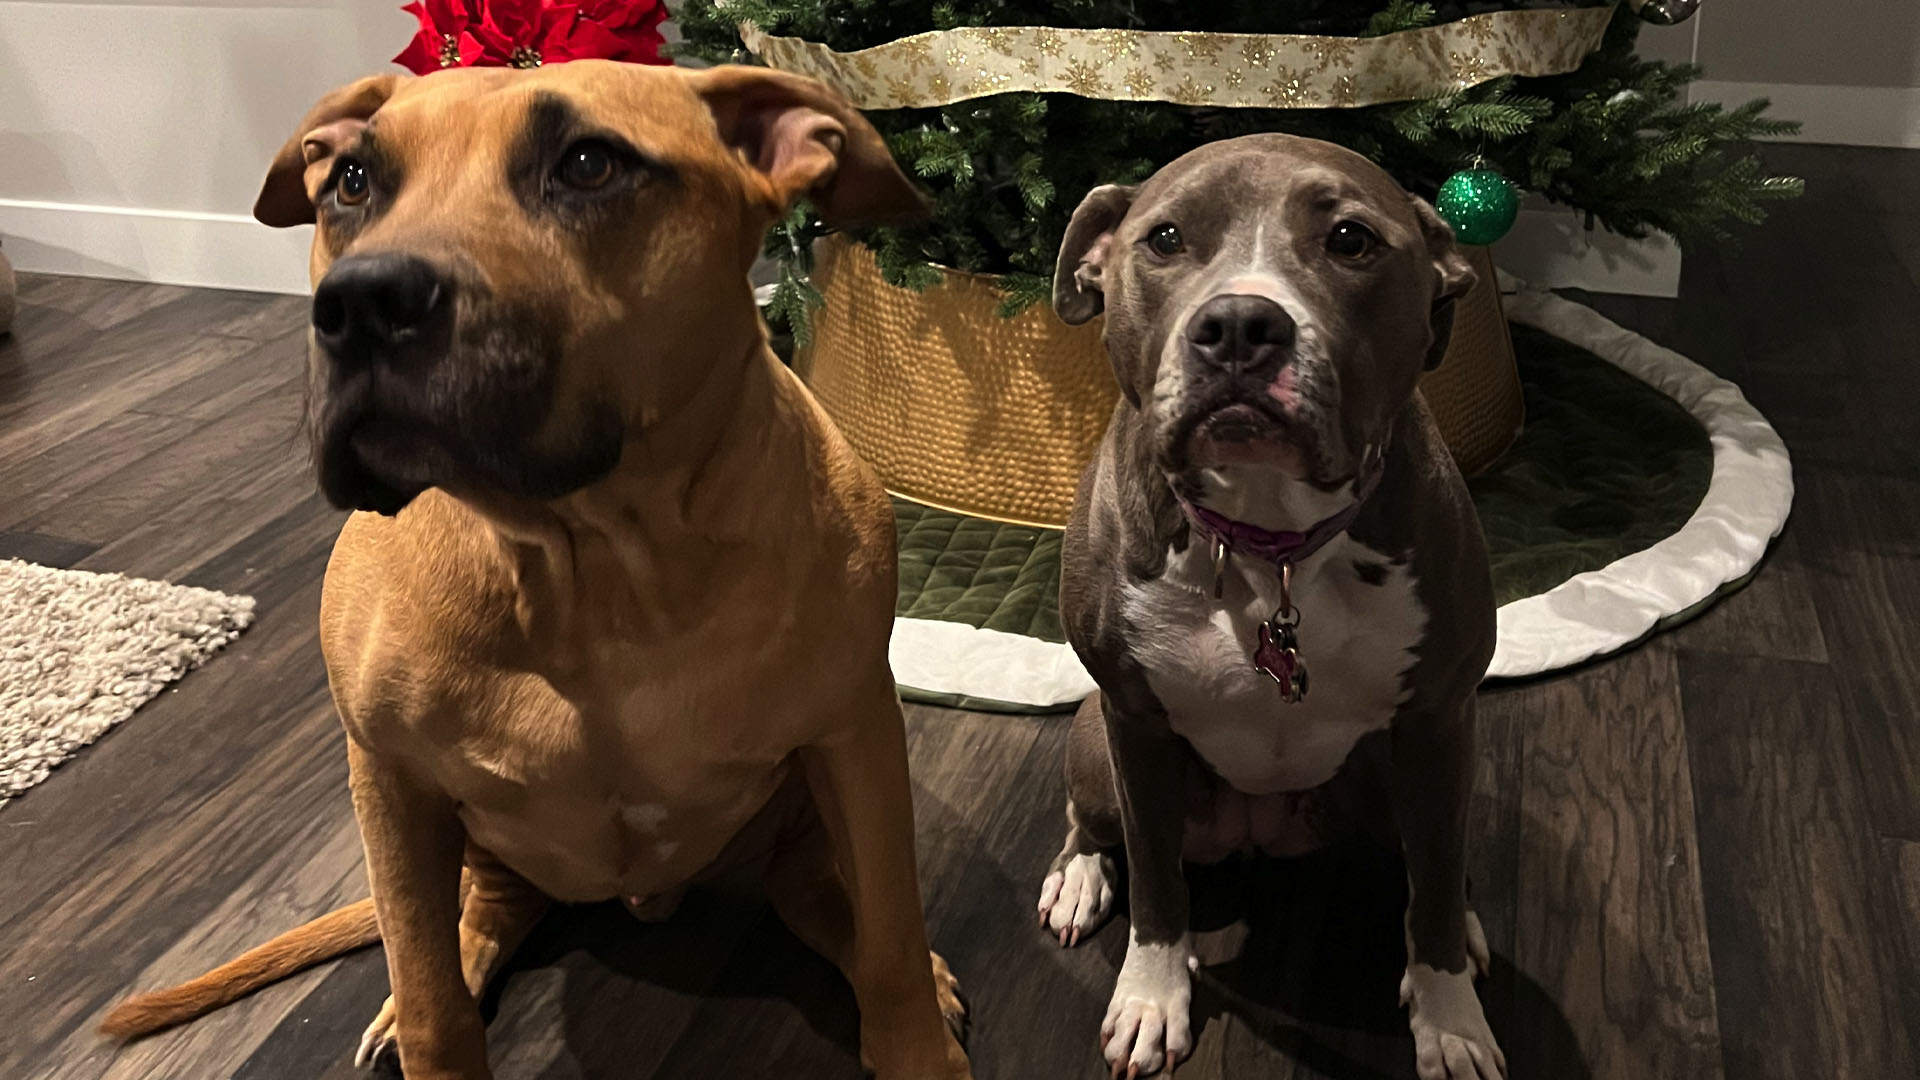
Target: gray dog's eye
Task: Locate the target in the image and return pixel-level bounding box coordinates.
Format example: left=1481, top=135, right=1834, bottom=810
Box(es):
left=1327, top=221, right=1377, bottom=258
left=1146, top=223, right=1185, bottom=258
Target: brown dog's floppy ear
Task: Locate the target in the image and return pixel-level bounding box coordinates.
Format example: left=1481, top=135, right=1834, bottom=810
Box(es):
left=688, top=65, right=927, bottom=230
left=1053, top=184, right=1135, bottom=326
left=1409, top=194, right=1479, bottom=371
left=254, top=74, right=407, bottom=228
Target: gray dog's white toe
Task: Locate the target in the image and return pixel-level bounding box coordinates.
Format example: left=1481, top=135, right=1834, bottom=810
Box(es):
left=1402, top=964, right=1507, bottom=1080
left=1038, top=852, right=1116, bottom=946
left=1100, top=932, right=1195, bottom=1077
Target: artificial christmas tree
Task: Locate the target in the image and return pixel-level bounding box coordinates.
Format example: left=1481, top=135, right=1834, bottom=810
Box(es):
left=683, top=0, right=1797, bottom=314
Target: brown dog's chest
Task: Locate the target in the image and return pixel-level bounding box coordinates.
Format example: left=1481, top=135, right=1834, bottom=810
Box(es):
left=421, top=657, right=812, bottom=904
left=337, top=558, right=846, bottom=906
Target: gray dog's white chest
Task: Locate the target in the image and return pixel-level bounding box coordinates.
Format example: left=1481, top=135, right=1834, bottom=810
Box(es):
left=1121, top=534, right=1427, bottom=794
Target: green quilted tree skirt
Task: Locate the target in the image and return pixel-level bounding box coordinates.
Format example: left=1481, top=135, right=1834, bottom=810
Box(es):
left=891, top=324, right=1716, bottom=712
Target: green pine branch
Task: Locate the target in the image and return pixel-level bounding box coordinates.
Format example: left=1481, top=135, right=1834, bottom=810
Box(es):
left=678, top=0, right=1802, bottom=322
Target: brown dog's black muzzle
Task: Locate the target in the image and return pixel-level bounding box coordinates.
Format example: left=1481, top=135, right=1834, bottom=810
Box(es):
left=312, top=253, right=455, bottom=366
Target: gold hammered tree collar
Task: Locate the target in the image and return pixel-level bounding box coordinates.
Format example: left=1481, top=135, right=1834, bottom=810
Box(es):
left=738, top=7, right=1617, bottom=111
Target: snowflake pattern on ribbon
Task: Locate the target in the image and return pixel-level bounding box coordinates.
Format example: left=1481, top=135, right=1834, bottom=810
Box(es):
left=737, top=9, right=1614, bottom=112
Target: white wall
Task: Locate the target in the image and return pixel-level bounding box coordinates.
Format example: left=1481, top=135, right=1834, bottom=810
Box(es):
left=0, top=0, right=412, bottom=292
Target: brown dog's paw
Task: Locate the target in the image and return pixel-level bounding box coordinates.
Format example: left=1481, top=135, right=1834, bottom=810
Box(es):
left=355, top=996, right=399, bottom=1070
left=929, top=950, right=969, bottom=1046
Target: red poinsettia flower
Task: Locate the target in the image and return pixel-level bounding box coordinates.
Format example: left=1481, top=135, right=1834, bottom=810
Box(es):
left=578, top=0, right=669, bottom=64
left=393, top=0, right=485, bottom=75
left=395, top=0, right=669, bottom=73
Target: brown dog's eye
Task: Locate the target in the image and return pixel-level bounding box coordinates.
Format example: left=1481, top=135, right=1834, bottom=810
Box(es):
left=336, top=160, right=371, bottom=206
left=557, top=141, right=616, bottom=190
left=1327, top=221, right=1376, bottom=258
left=1146, top=223, right=1184, bottom=258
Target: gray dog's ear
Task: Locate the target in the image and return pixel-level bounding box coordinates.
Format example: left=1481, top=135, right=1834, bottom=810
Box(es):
left=1409, top=195, right=1479, bottom=371
left=689, top=66, right=928, bottom=230
left=1053, top=184, right=1136, bottom=326
left=255, top=74, right=408, bottom=229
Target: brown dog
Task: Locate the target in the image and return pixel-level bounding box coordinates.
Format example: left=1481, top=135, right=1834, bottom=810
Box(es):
left=99, top=61, right=971, bottom=1080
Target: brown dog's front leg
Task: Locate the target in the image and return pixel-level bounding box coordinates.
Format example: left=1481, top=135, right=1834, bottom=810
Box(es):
left=790, top=677, right=972, bottom=1080
left=356, top=847, right=551, bottom=1069
left=347, top=739, right=490, bottom=1080
left=1391, top=700, right=1506, bottom=1080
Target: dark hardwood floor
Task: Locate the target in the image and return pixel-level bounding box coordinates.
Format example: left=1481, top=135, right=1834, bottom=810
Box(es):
left=1, top=143, right=1915, bottom=1080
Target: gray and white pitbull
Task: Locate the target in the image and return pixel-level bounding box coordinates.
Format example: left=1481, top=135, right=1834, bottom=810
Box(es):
left=1033, top=134, right=1506, bottom=1080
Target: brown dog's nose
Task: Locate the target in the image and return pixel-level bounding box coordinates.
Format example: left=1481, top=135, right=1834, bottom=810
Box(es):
left=1186, top=294, right=1296, bottom=376
left=312, top=254, right=451, bottom=359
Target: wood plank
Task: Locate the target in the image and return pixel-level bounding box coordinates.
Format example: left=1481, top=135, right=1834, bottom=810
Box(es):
left=177, top=290, right=308, bottom=345
left=177, top=491, right=348, bottom=607
left=12, top=273, right=193, bottom=325
left=24, top=365, right=309, bottom=548
left=0, top=529, right=98, bottom=568
left=1513, top=641, right=1723, bottom=1080
left=0, top=277, right=194, bottom=370
left=1794, top=470, right=1920, bottom=839
left=131, top=327, right=307, bottom=421
left=0, top=409, right=203, bottom=531
left=1679, top=652, right=1919, bottom=1080
left=1884, top=838, right=1920, bottom=1039
left=0, top=324, right=262, bottom=464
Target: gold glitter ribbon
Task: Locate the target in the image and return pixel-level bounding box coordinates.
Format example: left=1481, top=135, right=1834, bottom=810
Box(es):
left=739, top=7, right=1617, bottom=110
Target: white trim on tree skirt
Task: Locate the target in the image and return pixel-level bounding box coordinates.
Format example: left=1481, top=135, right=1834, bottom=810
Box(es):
left=888, top=283, right=1794, bottom=709
left=1488, top=283, right=1793, bottom=677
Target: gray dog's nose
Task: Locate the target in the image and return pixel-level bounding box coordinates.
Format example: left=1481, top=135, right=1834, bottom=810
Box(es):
left=312, top=253, right=451, bottom=359
left=1186, top=294, right=1296, bottom=376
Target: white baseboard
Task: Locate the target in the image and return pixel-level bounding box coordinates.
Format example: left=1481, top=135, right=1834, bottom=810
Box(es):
left=1496, top=207, right=1682, bottom=298
left=1691, top=80, right=1920, bottom=149
left=0, top=199, right=311, bottom=295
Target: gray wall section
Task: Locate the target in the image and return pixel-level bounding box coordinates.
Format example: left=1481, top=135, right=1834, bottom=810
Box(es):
left=1633, top=16, right=1698, bottom=68
left=1695, top=0, right=1920, bottom=89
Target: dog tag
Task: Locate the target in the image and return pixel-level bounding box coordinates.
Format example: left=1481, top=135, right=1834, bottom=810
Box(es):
left=1254, top=619, right=1309, bottom=703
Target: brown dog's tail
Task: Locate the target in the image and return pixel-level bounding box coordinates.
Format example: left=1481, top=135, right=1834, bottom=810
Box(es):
left=99, top=898, right=381, bottom=1041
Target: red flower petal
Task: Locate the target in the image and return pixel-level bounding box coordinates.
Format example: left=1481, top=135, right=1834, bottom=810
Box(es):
left=394, top=29, right=445, bottom=74
left=562, top=17, right=629, bottom=61
left=457, top=30, right=487, bottom=66
left=399, top=0, right=665, bottom=68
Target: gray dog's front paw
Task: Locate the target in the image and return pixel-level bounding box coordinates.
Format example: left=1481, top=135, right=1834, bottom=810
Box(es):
left=1099, top=933, right=1195, bottom=1078
left=1037, top=852, right=1116, bottom=947
left=1465, top=909, right=1491, bottom=979
left=1401, top=964, right=1506, bottom=1080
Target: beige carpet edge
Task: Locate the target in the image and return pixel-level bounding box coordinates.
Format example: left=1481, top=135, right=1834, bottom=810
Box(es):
left=1, top=558, right=256, bottom=807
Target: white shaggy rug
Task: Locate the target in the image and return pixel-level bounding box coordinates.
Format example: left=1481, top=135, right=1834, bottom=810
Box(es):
left=0, top=559, right=254, bottom=807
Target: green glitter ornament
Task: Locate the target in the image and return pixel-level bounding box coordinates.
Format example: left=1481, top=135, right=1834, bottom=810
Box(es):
left=1435, top=167, right=1520, bottom=246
